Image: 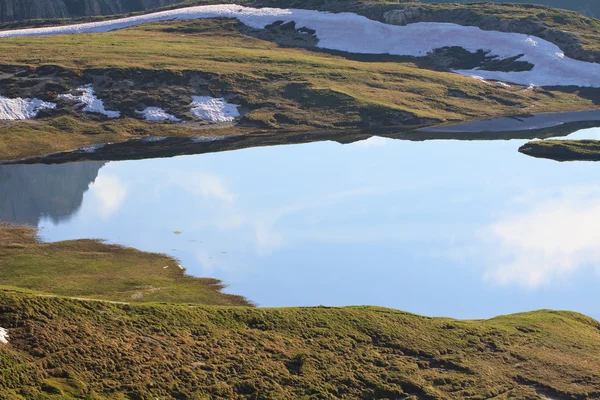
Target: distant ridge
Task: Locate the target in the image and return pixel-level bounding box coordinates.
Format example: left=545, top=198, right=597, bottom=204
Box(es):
left=0, top=0, right=185, bottom=22
left=2, top=0, right=599, bottom=22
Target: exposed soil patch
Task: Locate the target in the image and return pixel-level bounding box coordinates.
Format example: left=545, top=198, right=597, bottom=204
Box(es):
left=242, top=20, right=319, bottom=49
left=426, top=47, right=533, bottom=72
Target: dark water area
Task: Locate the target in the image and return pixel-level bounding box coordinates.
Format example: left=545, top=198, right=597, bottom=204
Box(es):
left=2, top=127, right=600, bottom=319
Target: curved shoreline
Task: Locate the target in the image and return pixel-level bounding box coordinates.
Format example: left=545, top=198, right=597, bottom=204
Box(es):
left=5, top=113, right=600, bottom=165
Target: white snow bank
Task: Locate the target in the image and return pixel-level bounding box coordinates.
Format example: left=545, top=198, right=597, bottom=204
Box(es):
left=190, top=96, right=241, bottom=122
left=1, top=5, right=600, bottom=87
left=0, top=327, right=8, bottom=344
left=136, top=107, right=181, bottom=122
left=0, top=96, right=56, bottom=120
left=59, top=85, right=120, bottom=118
left=79, top=143, right=106, bottom=153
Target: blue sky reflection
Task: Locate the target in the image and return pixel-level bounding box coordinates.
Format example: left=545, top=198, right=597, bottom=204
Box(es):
left=31, top=129, right=600, bottom=319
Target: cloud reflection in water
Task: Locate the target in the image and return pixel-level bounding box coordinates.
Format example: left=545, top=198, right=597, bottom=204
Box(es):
left=482, top=187, right=600, bottom=288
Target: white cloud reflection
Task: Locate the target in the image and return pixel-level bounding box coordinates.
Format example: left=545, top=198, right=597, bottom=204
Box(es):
left=162, top=171, right=395, bottom=258
left=482, top=186, right=600, bottom=288
left=89, top=174, right=127, bottom=219
left=349, top=135, right=390, bottom=148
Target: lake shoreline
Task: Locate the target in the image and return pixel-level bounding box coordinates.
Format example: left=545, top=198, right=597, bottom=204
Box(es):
left=4, top=109, right=600, bottom=165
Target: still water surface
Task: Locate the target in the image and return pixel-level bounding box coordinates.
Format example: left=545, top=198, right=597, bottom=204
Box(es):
left=2, top=129, right=600, bottom=319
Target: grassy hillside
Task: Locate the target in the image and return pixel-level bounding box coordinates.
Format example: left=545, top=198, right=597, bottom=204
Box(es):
left=0, top=17, right=598, bottom=161
left=0, top=224, right=250, bottom=305
left=1, top=291, right=600, bottom=398
left=1, top=227, right=600, bottom=398
left=421, top=0, right=600, bottom=20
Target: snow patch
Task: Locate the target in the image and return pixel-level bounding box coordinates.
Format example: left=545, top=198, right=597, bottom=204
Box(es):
left=1, top=5, right=600, bottom=87
left=0, top=96, right=56, bottom=120
left=59, top=85, right=120, bottom=118
left=136, top=107, right=181, bottom=122
left=0, top=327, right=8, bottom=344
left=471, top=75, right=491, bottom=85
left=190, top=96, right=241, bottom=122
left=79, top=143, right=105, bottom=153
left=524, top=37, right=537, bottom=47
left=496, top=81, right=511, bottom=88
left=192, top=134, right=232, bottom=143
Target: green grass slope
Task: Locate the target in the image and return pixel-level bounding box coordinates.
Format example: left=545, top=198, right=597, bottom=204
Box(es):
left=1, top=225, right=600, bottom=398
left=1, top=292, right=600, bottom=399
left=0, top=224, right=250, bottom=306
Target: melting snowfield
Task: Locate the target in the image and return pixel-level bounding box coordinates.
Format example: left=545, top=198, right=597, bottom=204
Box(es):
left=1, top=4, right=600, bottom=87
left=190, top=96, right=241, bottom=122
left=0, top=327, right=8, bottom=344
left=0, top=96, right=56, bottom=120
left=136, top=107, right=181, bottom=122
left=59, top=85, right=121, bottom=118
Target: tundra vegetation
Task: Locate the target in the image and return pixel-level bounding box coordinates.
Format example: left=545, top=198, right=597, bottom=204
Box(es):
left=1, top=224, right=600, bottom=399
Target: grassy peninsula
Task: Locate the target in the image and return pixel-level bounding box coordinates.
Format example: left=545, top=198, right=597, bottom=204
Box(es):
left=0, top=224, right=249, bottom=305
left=519, top=138, right=600, bottom=161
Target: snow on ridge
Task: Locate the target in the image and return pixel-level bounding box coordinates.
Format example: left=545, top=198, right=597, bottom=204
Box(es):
left=0, top=5, right=600, bottom=87
left=59, top=84, right=120, bottom=118
left=190, top=96, right=241, bottom=122
left=0, top=327, right=8, bottom=344
left=136, top=107, right=181, bottom=122
left=0, top=96, right=56, bottom=120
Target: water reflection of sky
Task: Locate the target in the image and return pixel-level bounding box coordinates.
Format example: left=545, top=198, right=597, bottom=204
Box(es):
left=18, top=127, right=600, bottom=319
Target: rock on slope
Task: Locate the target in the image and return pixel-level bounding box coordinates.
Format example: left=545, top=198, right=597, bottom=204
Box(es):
left=0, top=0, right=184, bottom=21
